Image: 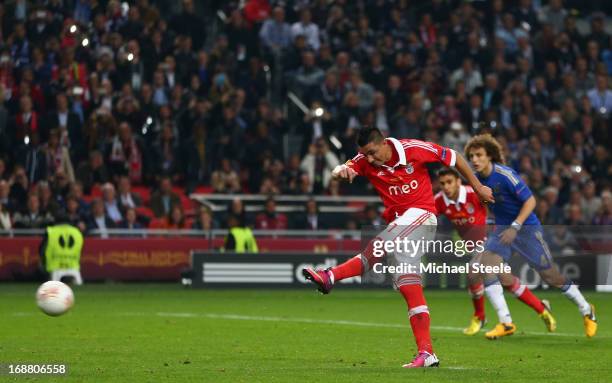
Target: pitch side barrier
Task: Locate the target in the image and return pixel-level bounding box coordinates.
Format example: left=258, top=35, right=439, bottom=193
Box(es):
left=190, top=225, right=612, bottom=290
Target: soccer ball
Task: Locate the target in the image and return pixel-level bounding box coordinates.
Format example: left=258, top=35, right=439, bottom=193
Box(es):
left=36, top=281, right=75, bottom=316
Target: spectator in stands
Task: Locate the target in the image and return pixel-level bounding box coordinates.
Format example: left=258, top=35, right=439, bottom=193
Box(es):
left=102, top=182, right=123, bottom=224
left=300, top=138, right=340, bottom=194
left=37, top=181, right=61, bottom=220
left=538, top=0, right=567, bottom=33
left=255, top=196, right=287, bottom=229
left=192, top=205, right=219, bottom=231
left=117, top=175, right=142, bottom=211
left=12, top=95, right=40, bottom=147
left=293, top=198, right=324, bottom=230
left=211, top=158, right=241, bottom=194
left=13, top=193, right=54, bottom=229
left=361, top=204, right=383, bottom=227
left=62, top=195, right=87, bottom=232
left=442, top=122, right=470, bottom=154
left=581, top=180, right=602, bottom=223
left=9, top=166, right=30, bottom=213
left=259, top=6, right=292, bottom=53
left=291, top=7, right=320, bottom=51
left=106, top=122, right=143, bottom=184
left=46, top=93, right=83, bottom=162
left=450, top=58, right=483, bottom=94
left=592, top=191, right=612, bottom=225
left=44, top=129, right=75, bottom=182
left=150, top=176, right=180, bottom=217
left=0, top=201, right=11, bottom=230
left=226, top=197, right=247, bottom=227
left=164, top=205, right=190, bottom=229
left=0, top=180, right=10, bottom=211
left=565, top=203, right=587, bottom=225
left=86, top=198, right=115, bottom=232
left=17, top=131, right=47, bottom=185
left=76, top=150, right=110, bottom=194
left=587, top=74, right=612, bottom=117
left=120, top=207, right=143, bottom=230
left=152, top=123, right=181, bottom=180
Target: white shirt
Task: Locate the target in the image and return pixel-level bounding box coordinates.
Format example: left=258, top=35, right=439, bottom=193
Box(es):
left=291, top=22, right=320, bottom=50
left=58, top=112, right=68, bottom=128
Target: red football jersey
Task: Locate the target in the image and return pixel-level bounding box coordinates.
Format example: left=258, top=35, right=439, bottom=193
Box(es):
left=434, top=185, right=487, bottom=241
left=347, top=137, right=457, bottom=223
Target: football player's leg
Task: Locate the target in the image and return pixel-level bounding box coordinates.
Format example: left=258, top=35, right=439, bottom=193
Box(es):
left=390, top=210, right=439, bottom=367
left=328, top=221, right=408, bottom=282
left=464, top=253, right=486, bottom=335
left=303, top=219, right=406, bottom=293
left=538, top=266, right=597, bottom=337
left=500, top=234, right=548, bottom=315
left=479, top=248, right=516, bottom=339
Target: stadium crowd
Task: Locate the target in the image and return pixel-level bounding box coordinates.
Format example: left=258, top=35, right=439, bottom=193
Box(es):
left=0, top=0, right=610, bottom=233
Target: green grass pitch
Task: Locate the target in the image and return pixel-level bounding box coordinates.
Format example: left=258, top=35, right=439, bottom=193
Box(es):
left=1, top=284, right=611, bottom=382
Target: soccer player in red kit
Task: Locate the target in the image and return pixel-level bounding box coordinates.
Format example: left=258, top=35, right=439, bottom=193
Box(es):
left=302, top=127, right=494, bottom=368
left=435, top=167, right=489, bottom=335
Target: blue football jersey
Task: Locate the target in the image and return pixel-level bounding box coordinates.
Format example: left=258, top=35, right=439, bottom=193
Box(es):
left=477, top=163, right=540, bottom=226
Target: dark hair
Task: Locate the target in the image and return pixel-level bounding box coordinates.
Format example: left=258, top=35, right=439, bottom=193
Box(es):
left=464, top=134, right=506, bottom=164
left=356, top=126, right=384, bottom=147
left=437, top=167, right=460, bottom=178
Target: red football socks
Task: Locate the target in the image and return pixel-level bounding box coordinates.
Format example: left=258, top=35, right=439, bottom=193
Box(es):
left=399, top=284, right=433, bottom=354
left=330, top=256, right=363, bottom=282
left=469, top=283, right=486, bottom=321
left=505, top=276, right=546, bottom=314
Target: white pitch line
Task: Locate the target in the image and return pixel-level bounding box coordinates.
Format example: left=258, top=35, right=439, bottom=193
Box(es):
left=118, top=311, right=607, bottom=338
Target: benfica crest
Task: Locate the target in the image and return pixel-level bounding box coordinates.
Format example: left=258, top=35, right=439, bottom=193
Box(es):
left=466, top=203, right=475, bottom=214
left=405, top=162, right=414, bottom=174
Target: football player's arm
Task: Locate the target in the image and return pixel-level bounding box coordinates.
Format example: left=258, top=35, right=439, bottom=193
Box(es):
left=514, top=195, right=536, bottom=226
left=499, top=179, right=535, bottom=244
left=332, top=164, right=358, bottom=183
left=332, top=157, right=362, bottom=183
left=454, top=154, right=494, bottom=204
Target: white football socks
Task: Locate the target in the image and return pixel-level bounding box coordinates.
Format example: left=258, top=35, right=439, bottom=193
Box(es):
left=562, top=283, right=591, bottom=316
left=485, top=283, right=513, bottom=323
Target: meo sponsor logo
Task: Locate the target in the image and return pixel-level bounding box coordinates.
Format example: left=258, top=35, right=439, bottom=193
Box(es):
left=451, top=216, right=476, bottom=225
left=388, top=180, right=419, bottom=195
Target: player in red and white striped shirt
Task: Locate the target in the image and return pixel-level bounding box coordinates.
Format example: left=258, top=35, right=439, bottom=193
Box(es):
left=302, top=127, right=493, bottom=368
left=434, top=167, right=489, bottom=335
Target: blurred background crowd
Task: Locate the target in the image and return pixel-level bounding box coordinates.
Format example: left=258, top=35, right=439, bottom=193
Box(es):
left=0, top=0, right=610, bottom=233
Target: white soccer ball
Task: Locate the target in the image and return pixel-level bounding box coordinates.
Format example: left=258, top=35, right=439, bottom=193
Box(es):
left=36, top=281, right=74, bottom=316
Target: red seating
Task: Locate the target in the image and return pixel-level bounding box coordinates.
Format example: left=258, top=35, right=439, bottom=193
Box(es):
left=135, top=206, right=154, bottom=219
left=132, top=186, right=151, bottom=205
left=193, top=185, right=213, bottom=194
left=148, top=218, right=167, bottom=229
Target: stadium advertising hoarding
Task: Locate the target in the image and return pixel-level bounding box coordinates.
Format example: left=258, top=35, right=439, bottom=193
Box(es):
left=190, top=251, right=599, bottom=289
left=193, top=225, right=611, bottom=289
left=0, top=237, right=361, bottom=281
